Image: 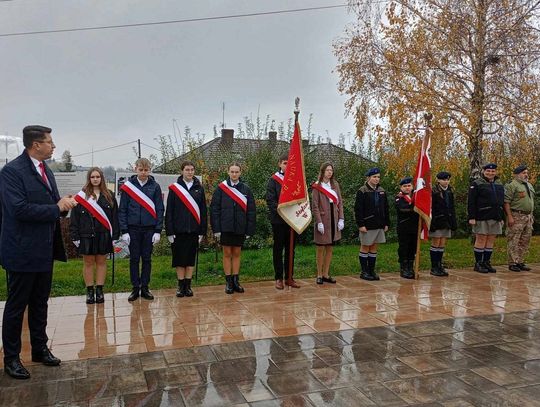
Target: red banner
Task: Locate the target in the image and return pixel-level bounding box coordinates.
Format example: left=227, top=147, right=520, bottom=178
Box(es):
left=413, top=127, right=432, bottom=239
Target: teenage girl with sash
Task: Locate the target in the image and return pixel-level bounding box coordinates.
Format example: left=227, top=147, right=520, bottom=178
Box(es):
left=311, top=162, right=344, bottom=285
left=165, top=161, right=208, bottom=297
left=70, top=167, right=120, bottom=304
left=210, top=163, right=256, bottom=294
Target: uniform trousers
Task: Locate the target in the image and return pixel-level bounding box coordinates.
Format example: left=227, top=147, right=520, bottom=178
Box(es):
left=272, top=223, right=297, bottom=281
left=128, top=226, right=154, bottom=287
left=397, top=232, right=418, bottom=263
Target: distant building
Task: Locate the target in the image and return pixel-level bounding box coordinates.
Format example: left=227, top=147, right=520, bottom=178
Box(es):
left=0, top=135, right=24, bottom=166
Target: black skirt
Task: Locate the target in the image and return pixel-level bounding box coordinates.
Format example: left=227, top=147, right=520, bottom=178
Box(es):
left=171, top=233, right=199, bottom=267
left=220, top=232, right=245, bottom=247
left=78, top=232, right=113, bottom=255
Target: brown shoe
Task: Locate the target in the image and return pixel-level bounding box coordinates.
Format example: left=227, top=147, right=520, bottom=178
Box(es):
left=275, top=279, right=284, bottom=290
left=285, top=279, right=301, bottom=288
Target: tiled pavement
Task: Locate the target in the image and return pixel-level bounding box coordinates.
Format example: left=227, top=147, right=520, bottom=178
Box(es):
left=2, top=265, right=540, bottom=405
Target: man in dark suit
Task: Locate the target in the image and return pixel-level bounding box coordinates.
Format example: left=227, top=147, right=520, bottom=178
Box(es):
left=0, top=125, right=77, bottom=379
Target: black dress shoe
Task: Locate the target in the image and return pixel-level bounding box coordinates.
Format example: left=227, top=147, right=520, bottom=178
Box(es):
left=400, top=270, right=415, bottom=279
left=4, top=359, right=30, bottom=379
left=128, top=287, right=140, bottom=302
left=316, top=277, right=324, bottom=285
left=32, top=347, right=61, bottom=366
left=518, top=263, right=531, bottom=271
left=322, top=276, right=336, bottom=284
left=509, top=264, right=522, bottom=272
left=141, top=286, right=154, bottom=300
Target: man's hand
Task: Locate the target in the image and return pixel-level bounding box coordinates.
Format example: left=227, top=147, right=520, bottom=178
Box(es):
left=359, top=226, right=368, bottom=233
left=57, top=195, right=77, bottom=212
left=152, top=233, right=161, bottom=245
left=507, top=216, right=515, bottom=227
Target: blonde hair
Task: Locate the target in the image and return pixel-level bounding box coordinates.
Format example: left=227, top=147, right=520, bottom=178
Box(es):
left=135, top=157, right=152, bottom=169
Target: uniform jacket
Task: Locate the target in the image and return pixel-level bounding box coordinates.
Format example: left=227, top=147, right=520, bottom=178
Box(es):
left=431, top=184, right=457, bottom=231
left=0, top=150, right=67, bottom=272
left=312, top=180, right=344, bottom=245
left=354, top=183, right=390, bottom=230
left=210, top=178, right=256, bottom=236
left=118, top=175, right=164, bottom=233
left=265, top=172, right=286, bottom=225
left=165, top=176, right=208, bottom=236
left=467, top=176, right=505, bottom=221
left=395, top=193, right=419, bottom=235
left=69, top=190, right=120, bottom=241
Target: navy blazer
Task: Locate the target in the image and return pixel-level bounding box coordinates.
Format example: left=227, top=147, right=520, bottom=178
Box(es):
left=0, top=150, right=67, bottom=272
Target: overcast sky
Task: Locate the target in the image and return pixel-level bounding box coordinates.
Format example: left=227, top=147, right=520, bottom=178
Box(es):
left=0, top=0, right=356, bottom=168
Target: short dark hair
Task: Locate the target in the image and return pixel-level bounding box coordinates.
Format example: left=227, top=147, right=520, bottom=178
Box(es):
left=22, top=125, right=52, bottom=148
left=181, top=160, right=196, bottom=171
left=278, top=153, right=288, bottom=163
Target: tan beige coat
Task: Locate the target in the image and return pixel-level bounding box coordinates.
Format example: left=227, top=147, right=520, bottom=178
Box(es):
left=312, top=180, right=344, bottom=245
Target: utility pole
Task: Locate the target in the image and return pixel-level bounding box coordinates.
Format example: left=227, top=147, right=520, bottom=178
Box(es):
left=137, top=139, right=141, bottom=158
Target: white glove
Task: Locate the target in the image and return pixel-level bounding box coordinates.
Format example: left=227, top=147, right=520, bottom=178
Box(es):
left=338, top=219, right=345, bottom=231
left=198, top=235, right=203, bottom=244
left=214, top=232, right=221, bottom=242
left=121, top=233, right=130, bottom=245
left=246, top=235, right=251, bottom=240
left=317, top=223, right=325, bottom=234
left=152, top=233, right=161, bottom=245
left=167, top=235, right=175, bottom=243
left=73, top=240, right=80, bottom=248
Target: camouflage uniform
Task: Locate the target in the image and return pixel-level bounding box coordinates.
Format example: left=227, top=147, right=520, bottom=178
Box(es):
left=505, top=178, right=535, bottom=266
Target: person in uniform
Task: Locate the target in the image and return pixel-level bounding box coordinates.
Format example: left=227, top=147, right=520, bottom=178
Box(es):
left=429, top=171, right=457, bottom=277
left=165, top=161, right=208, bottom=297
left=504, top=164, right=535, bottom=272
left=210, top=163, right=256, bottom=294
left=354, top=167, right=390, bottom=281
left=395, top=177, right=418, bottom=279
left=311, top=162, right=344, bottom=285
left=467, top=163, right=505, bottom=273
left=70, top=167, right=120, bottom=304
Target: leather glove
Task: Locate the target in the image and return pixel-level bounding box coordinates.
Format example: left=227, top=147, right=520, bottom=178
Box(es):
left=73, top=240, right=80, bottom=248
left=121, top=233, right=130, bottom=245
left=152, top=233, right=161, bottom=245
left=214, top=232, right=221, bottom=242
left=338, top=219, right=345, bottom=231
left=317, top=223, right=324, bottom=234
left=198, top=235, right=203, bottom=244
left=167, top=235, right=175, bottom=243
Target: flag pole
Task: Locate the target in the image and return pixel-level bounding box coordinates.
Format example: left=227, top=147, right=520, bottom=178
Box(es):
left=414, top=219, right=422, bottom=280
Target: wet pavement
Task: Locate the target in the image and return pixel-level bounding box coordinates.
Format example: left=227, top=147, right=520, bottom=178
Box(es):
left=2, top=265, right=540, bottom=405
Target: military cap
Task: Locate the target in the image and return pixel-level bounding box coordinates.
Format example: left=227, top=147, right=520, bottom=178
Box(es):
left=513, top=164, right=527, bottom=174
left=482, top=163, right=497, bottom=170
left=399, top=176, right=413, bottom=185
left=365, top=167, right=380, bottom=177
left=436, top=171, right=451, bottom=180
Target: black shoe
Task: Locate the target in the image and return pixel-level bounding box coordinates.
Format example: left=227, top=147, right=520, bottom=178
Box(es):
left=369, top=262, right=380, bottom=281
left=430, top=267, right=448, bottom=277
left=322, top=276, right=336, bottom=284
left=438, top=261, right=449, bottom=276
left=232, top=275, right=244, bottom=293
left=484, top=261, right=497, bottom=273
left=518, top=263, right=531, bottom=271
left=128, top=287, right=140, bottom=302
left=141, top=286, right=154, bottom=300
left=360, top=272, right=375, bottom=281
left=86, top=286, right=95, bottom=304
left=95, top=285, right=104, bottom=303
left=316, top=277, right=324, bottom=285
left=32, top=347, right=61, bottom=366
left=400, top=268, right=415, bottom=279
left=184, top=278, right=193, bottom=297
left=176, top=279, right=185, bottom=297
left=225, top=275, right=234, bottom=294
left=4, top=359, right=30, bottom=379
left=474, top=262, right=489, bottom=273
left=509, top=264, right=522, bottom=272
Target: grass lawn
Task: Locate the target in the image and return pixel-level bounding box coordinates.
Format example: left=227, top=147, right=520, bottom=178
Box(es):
left=1, top=236, right=538, bottom=300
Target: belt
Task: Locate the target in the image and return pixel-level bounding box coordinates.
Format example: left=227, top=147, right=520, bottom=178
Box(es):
left=511, top=209, right=532, bottom=215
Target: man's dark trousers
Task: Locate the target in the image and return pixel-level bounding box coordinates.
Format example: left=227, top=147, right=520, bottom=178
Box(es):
left=272, top=223, right=297, bottom=281
left=128, top=227, right=154, bottom=287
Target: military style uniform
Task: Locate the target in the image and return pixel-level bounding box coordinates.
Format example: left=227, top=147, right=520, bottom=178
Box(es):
left=395, top=190, right=418, bottom=279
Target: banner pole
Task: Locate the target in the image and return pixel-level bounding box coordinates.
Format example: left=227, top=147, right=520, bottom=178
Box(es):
left=414, top=219, right=422, bottom=279
left=286, top=227, right=294, bottom=290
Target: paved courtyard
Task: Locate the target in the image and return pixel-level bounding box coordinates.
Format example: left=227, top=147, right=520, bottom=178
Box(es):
left=2, top=265, right=540, bottom=406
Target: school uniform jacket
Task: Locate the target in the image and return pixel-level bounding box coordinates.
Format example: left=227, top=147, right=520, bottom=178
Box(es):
left=69, top=190, right=120, bottom=241
left=354, top=183, right=390, bottom=230
left=165, top=176, right=208, bottom=236
left=431, top=184, right=457, bottom=231
left=210, top=178, right=256, bottom=236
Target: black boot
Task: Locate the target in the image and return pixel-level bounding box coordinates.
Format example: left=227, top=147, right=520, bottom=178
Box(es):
left=484, top=261, right=497, bottom=273
left=141, top=286, right=154, bottom=300
left=225, top=275, right=234, bottom=294
left=232, top=274, right=245, bottom=293
left=86, top=286, right=95, bottom=304
left=95, top=285, right=105, bottom=303
left=176, top=279, right=185, bottom=297
left=474, top=262, right=489, bottom=273
left=369, top=258, right=380, bottom=281
left=430, top=262, right=447, bottom=277
left=359, top=257, right=374, bottom=281
left=400, top=261, right=414, bottom=279
left=184, top=278, right=193, bottom=297
left=128, top=287, right=140, bottom=301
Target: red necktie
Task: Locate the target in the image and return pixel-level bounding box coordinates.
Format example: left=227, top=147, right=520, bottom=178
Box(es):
left=39, top=162, right=49, bottom=185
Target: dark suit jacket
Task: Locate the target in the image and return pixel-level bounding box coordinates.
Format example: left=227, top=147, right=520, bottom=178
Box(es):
left=0, top=150, right=66, bottom=272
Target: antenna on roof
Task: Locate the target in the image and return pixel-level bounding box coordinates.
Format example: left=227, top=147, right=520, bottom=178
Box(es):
left=221, top=102, right=226, bottom=129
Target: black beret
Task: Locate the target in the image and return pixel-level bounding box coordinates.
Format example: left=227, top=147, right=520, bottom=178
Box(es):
left=513, top=164, right=527, bottom=174
left=436, top=171, right=451, bottom=180
left=365, top=167, right=380, bottom=177
left=482, top=163, right=497, bottom=170
left=399, top=176, right=413, bottom=185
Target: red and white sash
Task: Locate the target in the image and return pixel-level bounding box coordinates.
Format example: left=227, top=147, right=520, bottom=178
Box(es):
left=312, top=182, right=339, bottom=205
left=120, top=180, right=157, bottom=219
left=272, top=171, right=284, bottom=185
left=398, top=192, right=413, bottom=204
left=169, top=182, right=201, bottom=224
left=74, top=191, right=113, bottom=237
left=218, top=181, right=247, bottom=212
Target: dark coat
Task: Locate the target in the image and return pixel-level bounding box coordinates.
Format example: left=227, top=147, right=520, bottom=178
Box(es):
left=431, top=184, right=457, bottom=231
left=118, top=175, right=164, bottom=233
left=265, top=173, right=286, bottom=225
left=0, top=150, right=67, bottom=272
left=395, top=193, right=419, bottom=235
left=467, top=176, right=505, bottom=221
left=312, top=181, right=345, bottom=245
left=69, top=190, right=120, bottom=241
left=354, top=182, right=390, bottom=230
left=165, top=176, right=208, bottom=236
left=210, top=178, right=256, bottom=236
